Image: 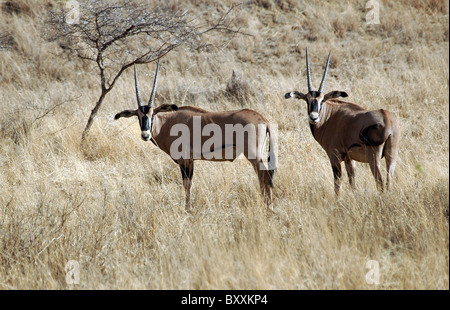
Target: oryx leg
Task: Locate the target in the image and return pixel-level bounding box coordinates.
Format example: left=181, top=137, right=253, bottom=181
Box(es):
left=344, top=157, right=356, bottom=190
left=367, top=147, right=384, bottom=192
left=329, top=156, right=343, bottom=196
left=179, top=160, right=194, bottom=212
left=383, top=133, right=400, bottom=191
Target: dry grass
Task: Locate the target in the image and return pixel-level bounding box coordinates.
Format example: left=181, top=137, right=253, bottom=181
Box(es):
left=0, top=0, right=448, bottom=289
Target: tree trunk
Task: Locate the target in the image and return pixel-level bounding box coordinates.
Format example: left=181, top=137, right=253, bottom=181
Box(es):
left=80, top=90, right=108, bottom=146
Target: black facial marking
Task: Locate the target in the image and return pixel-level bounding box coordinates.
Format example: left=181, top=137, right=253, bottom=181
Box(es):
left=308, top=91, right=322, bottom=115
left=141, top=115, right=150, bottom=131
left=139, top=106, right=151, bottom=114
left=310, top=99, right=319, bottom=113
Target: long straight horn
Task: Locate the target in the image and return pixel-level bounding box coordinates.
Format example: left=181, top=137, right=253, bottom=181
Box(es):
left=148, top=60, right=160, bottom=108
left=134, top=64, right=144, bottom=107
left=318, top=50, right=331, bottom=94
left=306, top=48, right=313, bottom=93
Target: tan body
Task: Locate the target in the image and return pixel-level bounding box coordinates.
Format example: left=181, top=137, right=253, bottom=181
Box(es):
left=152, top=105, right=271, bottom=162
left=117, top=104, right=275, bottom=211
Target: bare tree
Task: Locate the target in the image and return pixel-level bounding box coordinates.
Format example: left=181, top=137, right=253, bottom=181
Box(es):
left=46, top=0, right=244, bottom=145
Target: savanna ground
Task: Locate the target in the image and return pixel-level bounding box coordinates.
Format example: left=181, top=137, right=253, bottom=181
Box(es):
left=0, top=0, right=448, bottom=290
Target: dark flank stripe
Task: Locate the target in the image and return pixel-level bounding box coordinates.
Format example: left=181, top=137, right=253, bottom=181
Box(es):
left=349, top=143, right=361, bottom=149
left=359, top=124, right=384, bottom=146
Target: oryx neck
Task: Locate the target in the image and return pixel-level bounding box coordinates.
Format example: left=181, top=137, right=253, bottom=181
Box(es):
left=309, top=102, right=331, bottom=142
left=150, top=112, right=168, bottom=141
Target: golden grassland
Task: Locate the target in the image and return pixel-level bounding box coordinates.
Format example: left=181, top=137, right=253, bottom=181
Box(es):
left=0, top=0, right=448, bottom=289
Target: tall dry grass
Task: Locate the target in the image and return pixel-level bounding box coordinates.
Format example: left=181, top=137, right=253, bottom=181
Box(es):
left=0, top=0, right=448, bottom=289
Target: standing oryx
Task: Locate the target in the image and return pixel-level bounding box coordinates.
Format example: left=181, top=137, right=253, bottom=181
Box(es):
left=115, top=61, right=276, bottom=211
left=285, top=49, right=400, bottom=195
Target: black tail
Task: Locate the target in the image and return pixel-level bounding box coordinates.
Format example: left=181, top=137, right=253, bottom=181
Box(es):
left=267, top=129, right=276, bottom=188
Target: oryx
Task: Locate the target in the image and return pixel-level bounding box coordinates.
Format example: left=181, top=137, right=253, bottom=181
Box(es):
left=285, top=49, right=400, bottom=195
left=115, top=62, right=276, bottom=211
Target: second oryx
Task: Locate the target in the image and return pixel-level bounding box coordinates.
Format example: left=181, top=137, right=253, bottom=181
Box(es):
left=285, top=49, right=400, bottom=195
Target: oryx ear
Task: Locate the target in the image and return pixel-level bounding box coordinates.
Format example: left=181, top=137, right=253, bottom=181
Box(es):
left=161, top=104, right=178, bottom=112
left=285, top=91, right=307, bottom=101
left=114, top=109, right=138, bottom=120
left=323, top=91, right=348, bottom=101
left=154, top=104, right=178, bottom=114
